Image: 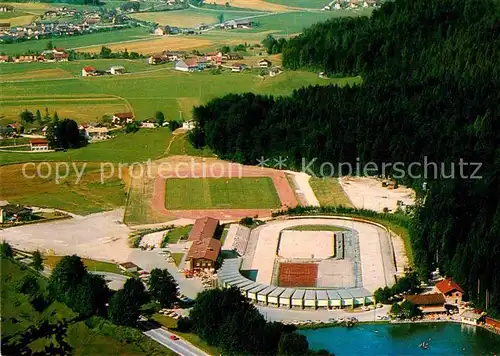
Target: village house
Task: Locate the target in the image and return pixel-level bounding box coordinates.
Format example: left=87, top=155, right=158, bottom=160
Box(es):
left=195, top=23, right=209, bottom=31
left=175, top=58, right=200, bottom=72
left=148, top=54, right=167, bottom=65
left=206, top=51, right=222, bottom=65
left=223, top=19, right=252, bottom=30
left=141, top=119, right=158, bottom=129
left=154, top=27, right=166, bottom=36
left=435, top=277, right=464, bottom=305
left=0, top=5, right=13, bottom=12
left=222, top=52, right=243, bottom=60
left=186, top=217, right=221, bottom=272
left=112, top=112, right=134, bottom=125
left=258, top=58, right=272, bottom=68
left=0, top=204, right=33, bottom=224
left=29, top=138, right=49, bottom=151
left=0, top=22, right=10, bottom=32
left=81, top=66, right=97, bottom=76
left=164, top=50, right=186, bottom=61
left=269, top=67, right=283, bottom=77
left=0, top=55, right=8, bottom=62
left=109, top=66, right=125, bottom=75
left=231, top=63, right=247, bottom=72
left=460, top=310, right=485, bottom=326
left=85, top=126, right=109, bottom=141
left=119, top=262, right=139, bottom=272
left=182, top=121, right=195, bottom=130
left=404, top=293, right=446, bottom=314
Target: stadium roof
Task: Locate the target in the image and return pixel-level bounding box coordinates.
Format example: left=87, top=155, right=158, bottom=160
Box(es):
left=292, top=289, right=306, bottom=299
left=269, top=287, right=286, bottom=297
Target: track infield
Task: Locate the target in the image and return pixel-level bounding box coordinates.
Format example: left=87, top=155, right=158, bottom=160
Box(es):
left=165, top=177, right=281, bottom=210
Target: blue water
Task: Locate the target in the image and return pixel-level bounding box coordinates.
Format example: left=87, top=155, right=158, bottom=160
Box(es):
left=300, top=323, right=500, bottom=355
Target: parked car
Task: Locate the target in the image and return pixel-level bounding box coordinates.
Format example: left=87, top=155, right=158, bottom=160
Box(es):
left=169, top=335, right=179, bottom=340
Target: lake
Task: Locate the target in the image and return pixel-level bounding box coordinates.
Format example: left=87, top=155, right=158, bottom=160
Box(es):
left=300, top=322, right=500, bottom=355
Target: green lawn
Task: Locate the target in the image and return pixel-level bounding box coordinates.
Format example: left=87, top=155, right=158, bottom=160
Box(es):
left=165, top=177, right=281, bottom=209
left=1, top=258, right=170, bottom=355
left=44, top=256, right=122, bottom=274
left=284, top=224, right=348, bottom=232
left=246, top=9, right=372, bottom=34
left=170, top=252, right=185, bottom=266
left=162, top=225, right=192, bottom=245
left=309, top=177, right=353, bottom=207
left=264, top=0, right=329, bottom=8
left=0, top=128, right=173, bottom=165
left=1, top=27, right=152, bottom=56
left=168, top=133, right=214, bottom=157
left=0, top=163, right=127, bottom=214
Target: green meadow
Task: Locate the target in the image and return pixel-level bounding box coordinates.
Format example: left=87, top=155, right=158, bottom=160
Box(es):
left=1, top=27, right=151, bottom=56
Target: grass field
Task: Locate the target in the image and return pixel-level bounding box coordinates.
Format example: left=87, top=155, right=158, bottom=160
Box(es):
left=1, top=258, right=171, bottom=355
left=164, top=177, right=281, bottom=209
left=210, top=0, right=297, bottom=12
left=309, top=177, right=353, bottom=207
left=0, top=128, right=173, bottom=166
left=1, top=68, right=359, bottom=136
left=170, top=252, right=185, bottom=266
left=130, top=8, right=262, bottom=27
left=264, top=0, right=329, bottom=9
left=1, top=27, right=151, bottom=56
left=163, top=225, right=192, bottom=244
left=284, top=224, right=348, bottom=231
left=0, top=163, right=126, bottom=214
left=43, top=255, right=122, bottom=274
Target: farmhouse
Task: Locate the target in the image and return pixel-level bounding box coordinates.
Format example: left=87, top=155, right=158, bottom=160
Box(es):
left=0, top=5, right=13, bottom=12
left=258, top=59, right=272, bottom=68
left=0, top=55, right=8, bottom=62
left=154, top=27, right=166, bottom=36
left=186, top=217, right=221, bottom=272
left=223, top=19, right=252, bottom=29
left=164, top=50, right=185, bottom=61
left=404, top=293, right=446, bottom=314
left=223, top=52, right=243, bottom=60
left=0, top=204, right=33, bottom=224
left=81, top=66, right=97, bottom=76
left=109, top=65, right=125, bottom=75
left=206, top=51, right=222, bottom=65
left=29, top=139, right=49, bottom=151
left=436, top=277, right=464, bottom=305
left=182, top=121, right=195, bottom=130
left=175, top=58, right=199, bottom=72
left=119, top=262, right=139, bottom=272
left=231, top=63, right=247, bottom=72
left=141, top=119, right=158, bottom=128
left=148, top=55, right=167, bottom=65
left=85, top=126, right=109, bottom=141
left=112, top=112, right=134, bottom=125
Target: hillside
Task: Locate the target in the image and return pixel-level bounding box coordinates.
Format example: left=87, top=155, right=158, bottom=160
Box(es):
left=190, top=0, right=500, bottom=314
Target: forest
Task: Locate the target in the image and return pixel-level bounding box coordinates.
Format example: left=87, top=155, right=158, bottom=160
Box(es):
left=190, top=0, right=500, bottom=315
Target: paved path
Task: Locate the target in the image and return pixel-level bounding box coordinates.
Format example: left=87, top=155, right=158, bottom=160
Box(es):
left=286, top=171, right=320, bottom=206
left=258, top=304, right=391, bottom=322
left=144, top=327, right=209, bottom=356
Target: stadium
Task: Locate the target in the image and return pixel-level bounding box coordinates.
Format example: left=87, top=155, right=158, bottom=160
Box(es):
left=217, top=217, right=400, bottom=309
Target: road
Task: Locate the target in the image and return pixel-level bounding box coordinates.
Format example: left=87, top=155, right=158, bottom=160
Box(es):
left=143, top=327, right=209, bottom=356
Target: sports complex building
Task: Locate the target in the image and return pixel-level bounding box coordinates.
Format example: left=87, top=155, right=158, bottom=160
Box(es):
left=217, top=217, right=400, bottom=309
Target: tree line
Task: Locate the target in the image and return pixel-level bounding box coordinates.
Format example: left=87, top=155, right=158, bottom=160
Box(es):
left=190, top=0, right=500, bottom=315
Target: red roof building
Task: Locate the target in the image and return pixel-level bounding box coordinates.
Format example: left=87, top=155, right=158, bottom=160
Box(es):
left=29, top=139, right=49, bottom=151
left=436, top=277, right=464, bottom=305
left=186, top=217, right=221, bottom=272
left=404, top=293, right=446, bottom=314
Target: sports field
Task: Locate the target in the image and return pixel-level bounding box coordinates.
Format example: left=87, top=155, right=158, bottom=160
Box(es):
left=164, top=177, right=281, bottom=209
left=278, top=262, right=318, bottom=287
